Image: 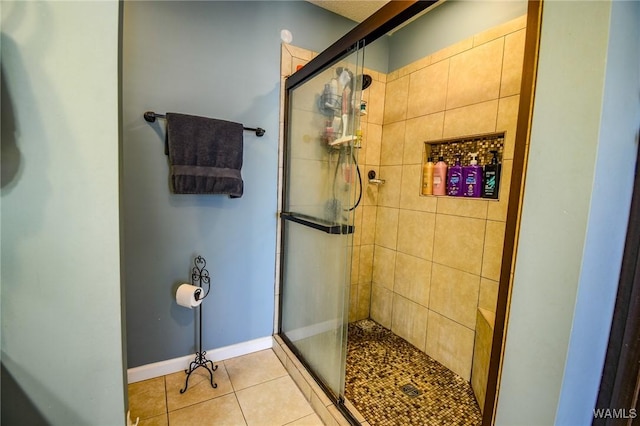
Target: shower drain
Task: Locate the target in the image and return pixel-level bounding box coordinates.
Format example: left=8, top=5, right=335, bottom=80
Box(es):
left=400, top=383, right=422, bottom=398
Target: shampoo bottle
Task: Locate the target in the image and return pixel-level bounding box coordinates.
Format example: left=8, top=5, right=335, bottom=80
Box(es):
left=422, top=156, right=434, bottom=196
left=433, top=155, right=448, bottom=196
left=482, top=150, right=502, bottom=199
left=463, top=153, right=483, bottom=198
left=446, top=155, right=463, bottom=196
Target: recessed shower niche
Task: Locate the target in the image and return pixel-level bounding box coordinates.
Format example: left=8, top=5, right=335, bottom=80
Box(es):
left=423, top=132, right=506, bottom=200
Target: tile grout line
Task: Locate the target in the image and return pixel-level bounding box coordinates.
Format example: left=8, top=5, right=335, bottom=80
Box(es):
left=232, top=390, right=250, bottom=426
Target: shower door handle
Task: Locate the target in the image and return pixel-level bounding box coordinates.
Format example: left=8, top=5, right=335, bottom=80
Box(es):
left=280, top=212, right=354, bottom=235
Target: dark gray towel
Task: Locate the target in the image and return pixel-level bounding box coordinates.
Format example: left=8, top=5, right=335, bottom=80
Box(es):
left=166, top=113, right=243, bottom=197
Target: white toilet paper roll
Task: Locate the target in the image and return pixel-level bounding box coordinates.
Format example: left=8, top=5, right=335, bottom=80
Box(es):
left=176, top=283, right=203, bottom=309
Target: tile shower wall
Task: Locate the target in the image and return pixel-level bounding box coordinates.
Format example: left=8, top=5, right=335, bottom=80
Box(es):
left=278, top=14, right=525, bottom=382
left=369, top=15, right=526, bottom=381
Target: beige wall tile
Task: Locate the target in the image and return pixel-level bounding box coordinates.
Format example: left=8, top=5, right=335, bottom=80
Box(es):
left=364, top=123, right=382, bottom=166
left=496, top=95, right=520, bottom=160
left=407, top=60, right=450, bottom=118
left=404, top=113, right=445, bottom=165
left=291, top=57, right=310, bottom=76
left=375, top=207, right=399, bottom=249
left=370, top=284, right=393, bottom=328
left=471, top=308, right=496, bottom=412
left=349, top=284, right=358, bottom=323
left=394, top=252, right=431, bottom=307
left=487, top=159, right=513, bottom=222
left=380, top=121, right=406, bottom=165
left=482, top=220, right=506, bottom=281
left=362, top=173, right=380, bottom=206
left=285, top=44, right=315, bottom=61
left=425, top=311, right=475, bottom=380
left=429, top=263, right=480, bottom=329
left=350, top=245, right=360, bottom=285
left=404, top=54, right=432, bottom=75
left=377, top=165, right=402, bottom=208
left=436, top=197, right=488, bottom=220
left=367, top=80, right=385, bottom=125
left=431, top=37, right=474, bottom=64
left=392, top=295, right=429, bottom=351
left=443, top=99, right=499, bottom=139
left=397, top=209, right=436, bottom=260
left=433, top=214, right=486, bottom=275
left=357, top=282, right=372, bottom=320
left=384, top=75, right=410, bottom=124
left=281, top=46, right=292, bottom=77
left=359, top=244, right=374, bottom=284
left=446, top=39, right=504, bottom=109
left=387, top=69, right=399, bottom=82
left=500, top=29, right=526, bottom=97
left=373, top=245, right=396, bottom=290
left=399, top=165, right=438, bottom=213
left=352, top=207, right=362, bottom=247
left=479, top=278, right=499, bottom=313
left=361, top=205, right=377, bottom=245
left=473, top=14, right=527, bottom=46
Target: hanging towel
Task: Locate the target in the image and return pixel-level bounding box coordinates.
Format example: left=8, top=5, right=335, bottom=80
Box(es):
left=166, top=112, right=244, bottom=197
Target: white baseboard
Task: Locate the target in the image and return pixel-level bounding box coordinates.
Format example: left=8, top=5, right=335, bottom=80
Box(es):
left=127, top=336, right=273, bottom=384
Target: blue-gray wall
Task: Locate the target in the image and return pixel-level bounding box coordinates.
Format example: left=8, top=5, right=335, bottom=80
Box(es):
left=1, top=1, right=125, bottom=424
left=122, top=1, right=356, bottom=368
left=386, top=0, right=527, bottom=72
left=495, top=1, right=640, bottom=424
left=555, top=0, right=640, bottom=422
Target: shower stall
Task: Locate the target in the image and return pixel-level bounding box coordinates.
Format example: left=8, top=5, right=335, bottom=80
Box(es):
left=278, top=1, right=537, bottom=424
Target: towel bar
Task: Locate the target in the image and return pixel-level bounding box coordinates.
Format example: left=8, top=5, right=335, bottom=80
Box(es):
left=143, top=111, right=265, bottom=137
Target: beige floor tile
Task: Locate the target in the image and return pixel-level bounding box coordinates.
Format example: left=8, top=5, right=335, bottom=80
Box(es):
left=165, top=362, right=234, bottom=412
left=168, top=393, right=247, bottom=426
left=236, top=376, right=315, bottom=426
left=138, top=413, right=168, bottom=426
left=128, top=377, right=166, bottom=420
left=225, top=349, right=287, bottom=391
left=284, top=413, right=324, bottom=426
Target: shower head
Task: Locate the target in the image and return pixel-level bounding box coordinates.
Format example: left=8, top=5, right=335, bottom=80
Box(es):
left=357, top=74, right=373, bottom=90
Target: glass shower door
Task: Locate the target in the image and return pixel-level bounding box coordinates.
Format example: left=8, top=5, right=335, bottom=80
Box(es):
left=280, top=47, right=364, bottom=399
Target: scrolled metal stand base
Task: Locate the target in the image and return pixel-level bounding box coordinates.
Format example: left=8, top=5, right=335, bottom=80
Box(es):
left=180, top=350, right=218, bottom=394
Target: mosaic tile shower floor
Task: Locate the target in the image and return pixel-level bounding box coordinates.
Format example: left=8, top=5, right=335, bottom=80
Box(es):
left=345, top=319, right=482, bottom=426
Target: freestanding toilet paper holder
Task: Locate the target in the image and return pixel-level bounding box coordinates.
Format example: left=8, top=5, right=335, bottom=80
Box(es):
left=180, top=255, right=218, bottom=394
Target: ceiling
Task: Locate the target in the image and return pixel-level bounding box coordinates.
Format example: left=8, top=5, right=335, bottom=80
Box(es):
left=306, top=0, right=390, bottom=23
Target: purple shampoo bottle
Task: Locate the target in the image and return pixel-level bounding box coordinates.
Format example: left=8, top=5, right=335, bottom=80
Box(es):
left=463, top=153, right=483, bottom=198
left=447, top=155, right=463, bottom=196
